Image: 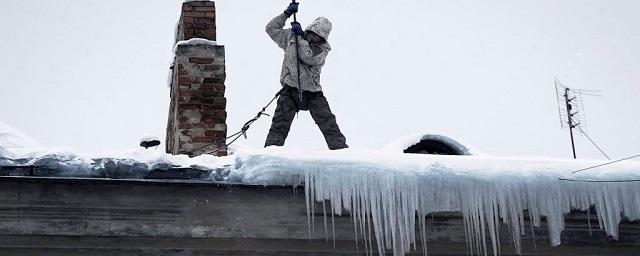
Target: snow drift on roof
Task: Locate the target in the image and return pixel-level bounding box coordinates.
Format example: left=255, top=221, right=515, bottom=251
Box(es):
left=0, top=121, right=42, bottom=159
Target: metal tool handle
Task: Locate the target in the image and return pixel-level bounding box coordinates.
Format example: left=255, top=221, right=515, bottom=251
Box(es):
left=291, top=0, right=298, bottom=22
left=291, top=0, right=303, bottom=105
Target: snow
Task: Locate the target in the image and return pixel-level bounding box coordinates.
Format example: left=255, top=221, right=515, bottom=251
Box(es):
left=174, top=38, right=218, bottom=53
left=139, top=134, right=160, bottom=144
left=0, top=147, right=231, bottom=179
left=2, top=124, right=640, bottom=255
left=167, top=65, right=174, bottom=89
left=0, top=122, right=43, bottom=159
left=168, top=38, right=218, bottom=88
left=0, top=122, right=229, bottom=178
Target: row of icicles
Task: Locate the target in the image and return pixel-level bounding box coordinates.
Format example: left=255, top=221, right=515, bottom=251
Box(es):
left=302, top=167, right=640, bottom=255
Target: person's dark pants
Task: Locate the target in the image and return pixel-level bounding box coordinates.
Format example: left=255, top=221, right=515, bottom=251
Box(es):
left=265, top=86, right=348, bottom=150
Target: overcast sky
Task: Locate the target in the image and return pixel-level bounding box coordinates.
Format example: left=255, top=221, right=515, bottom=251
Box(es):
left=0, top=0, right=638, bottom=159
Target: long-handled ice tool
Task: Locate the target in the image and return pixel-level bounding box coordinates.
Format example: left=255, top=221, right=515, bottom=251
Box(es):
left=291, top=0, right=304, bottom=107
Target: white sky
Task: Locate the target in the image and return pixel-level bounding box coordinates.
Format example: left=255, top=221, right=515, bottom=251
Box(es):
left=0, top=0, right=638, bottom=159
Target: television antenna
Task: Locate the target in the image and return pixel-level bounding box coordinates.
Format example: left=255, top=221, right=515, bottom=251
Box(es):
left=554, top=78, right=610, bottom=160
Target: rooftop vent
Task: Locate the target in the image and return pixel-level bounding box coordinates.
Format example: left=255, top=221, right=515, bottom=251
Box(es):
left=385, top=133, right=474, bottom=156
left=404, top=138, right=466, bottom=155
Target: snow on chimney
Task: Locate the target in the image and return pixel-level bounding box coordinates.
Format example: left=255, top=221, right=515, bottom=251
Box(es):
left=166, top=1, right=227, bottom=157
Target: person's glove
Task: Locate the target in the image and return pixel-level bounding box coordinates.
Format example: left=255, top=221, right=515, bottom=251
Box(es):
left=291, top=22, right=304, bottom=36
left=284, top=2, right=299, bottom=16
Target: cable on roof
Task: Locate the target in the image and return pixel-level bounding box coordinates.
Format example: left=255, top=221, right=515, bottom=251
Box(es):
left=190, top=90, right=281, bottom=155
left=559, top=177, right=640, bottom=183
left=571, top=154, right=640, bottom=174
left=576, top=126, right=611, bottom=160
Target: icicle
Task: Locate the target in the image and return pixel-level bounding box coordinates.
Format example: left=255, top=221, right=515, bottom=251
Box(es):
left=305, top=169, right=312, bottom=242
left=323, top=200, right=328, bottom=242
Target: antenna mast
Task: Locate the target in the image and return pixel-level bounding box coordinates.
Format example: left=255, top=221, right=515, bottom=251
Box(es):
left=555, top=79, right=603, bottom=159
left=563, top=86, right=578, bottom=159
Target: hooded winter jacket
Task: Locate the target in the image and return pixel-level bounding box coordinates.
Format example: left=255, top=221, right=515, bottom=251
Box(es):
left=266, top=13, right=332, bottom=92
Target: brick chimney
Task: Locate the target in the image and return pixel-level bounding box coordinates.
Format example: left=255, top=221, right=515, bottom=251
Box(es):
left=166, top=1, right=227, bottom=157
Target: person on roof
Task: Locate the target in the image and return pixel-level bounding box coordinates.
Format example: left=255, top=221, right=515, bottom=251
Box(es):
left=264, top=2, right=348, bottom=150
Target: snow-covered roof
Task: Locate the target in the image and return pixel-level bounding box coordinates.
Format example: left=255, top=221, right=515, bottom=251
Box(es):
left=1, top=124, right=640, bottom=255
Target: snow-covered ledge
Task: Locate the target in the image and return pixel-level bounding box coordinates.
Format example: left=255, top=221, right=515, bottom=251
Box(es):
left=231, top=146, right=640, bottom=255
